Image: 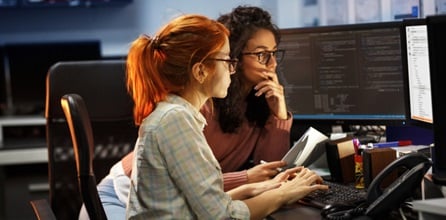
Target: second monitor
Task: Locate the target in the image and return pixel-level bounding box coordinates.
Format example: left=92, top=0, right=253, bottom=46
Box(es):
left=400, top=18, right=433, bottom=129
left=279, top=21, right=406, bottom=126
left=3, top=41, right=101, bottom=116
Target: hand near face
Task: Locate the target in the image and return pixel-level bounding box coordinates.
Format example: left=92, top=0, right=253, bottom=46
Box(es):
left=253, top=71, right=288, bottom=120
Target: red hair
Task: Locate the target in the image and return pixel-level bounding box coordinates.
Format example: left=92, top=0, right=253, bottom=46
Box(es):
left=126, top=14, right=229, bottom=125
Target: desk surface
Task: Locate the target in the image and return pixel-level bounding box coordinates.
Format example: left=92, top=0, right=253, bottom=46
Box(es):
left=0, top=147, right=47, bottom=165
left=270, top=203, right=322, bottom=220
left=412, top=198, right=446, bottom=216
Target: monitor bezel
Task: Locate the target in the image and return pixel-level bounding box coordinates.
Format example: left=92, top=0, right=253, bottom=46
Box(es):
left=400, top=18, right=433, bottom=130
left=278, top=21, right=407, bottom=126
left=0, top=45, right=6, bottom=115
left=426, top=14, right=446, bottom=186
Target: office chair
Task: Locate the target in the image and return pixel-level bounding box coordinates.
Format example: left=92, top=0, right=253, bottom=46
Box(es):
left=45, top=60, right=138, bottom=219
left=29, top=199, right=57, bottom=220
left=61, top=94, right=107, bottom=220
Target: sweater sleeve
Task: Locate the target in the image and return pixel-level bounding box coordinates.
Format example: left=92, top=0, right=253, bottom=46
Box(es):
left=222, top=170, right=248, bottom=192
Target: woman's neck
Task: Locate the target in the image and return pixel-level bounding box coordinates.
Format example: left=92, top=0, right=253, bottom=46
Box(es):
left=178, top=86, right=209, bottom=112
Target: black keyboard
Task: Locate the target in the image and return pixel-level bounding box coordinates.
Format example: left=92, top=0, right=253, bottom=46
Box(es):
left=299, top=181, right=367, bottom=209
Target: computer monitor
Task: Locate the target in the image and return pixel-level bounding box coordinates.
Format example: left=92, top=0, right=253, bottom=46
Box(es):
left=387, top=18, right=433, bottom=149
left=400, top=18, right=433, bottom=129
left=278, top=21, right=406, bottom=127
left=426, top=14, right=446, bottom=186
left=4, top=41, right=101, bottom=115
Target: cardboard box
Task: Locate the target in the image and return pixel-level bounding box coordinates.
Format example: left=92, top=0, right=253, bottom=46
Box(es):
left=325, top=137, right=356, bottom=183
left=363, top=148, right=397, bottom=188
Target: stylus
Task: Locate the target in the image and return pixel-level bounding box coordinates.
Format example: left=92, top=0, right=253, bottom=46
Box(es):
left=260, top=160, right=283, bottom=172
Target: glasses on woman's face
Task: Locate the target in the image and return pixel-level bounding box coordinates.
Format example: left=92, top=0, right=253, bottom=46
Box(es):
left=242, top=49, right=285, bottom=65
left=208, top=58, right=239, bottom=74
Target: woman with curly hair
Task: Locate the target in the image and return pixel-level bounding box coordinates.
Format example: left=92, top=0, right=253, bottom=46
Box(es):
left=205, top=5, right=292, bottom=187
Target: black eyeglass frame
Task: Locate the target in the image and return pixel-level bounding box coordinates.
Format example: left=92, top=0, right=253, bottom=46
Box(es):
left=241, top=49, right=285, bottom=65
left=207, top=58, right=239, bottom=74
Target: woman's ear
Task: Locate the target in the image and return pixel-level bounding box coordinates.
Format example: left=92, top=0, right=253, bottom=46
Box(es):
left=191, top=63, right=208, bottom=84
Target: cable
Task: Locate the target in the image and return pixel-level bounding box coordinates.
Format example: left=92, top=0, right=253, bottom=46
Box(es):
left=323, top=206, right=367, bottom=220
left=398, top=208, right=408, bottom=220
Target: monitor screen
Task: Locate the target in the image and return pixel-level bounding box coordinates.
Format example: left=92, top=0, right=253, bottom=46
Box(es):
left=4, top=41, right=101, bottom=115
left=278, top=21, right=406, bottom=126
left=426, top=15, right=446, bottom=186
left=400, top=19, right=433, bottom=129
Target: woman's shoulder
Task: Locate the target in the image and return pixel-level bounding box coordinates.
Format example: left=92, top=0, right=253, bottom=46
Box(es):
left=139, top=101, right=183, bottom=125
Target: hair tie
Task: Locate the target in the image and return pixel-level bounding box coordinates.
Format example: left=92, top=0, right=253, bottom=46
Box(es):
left=142, top=34, right=161, bottom=50
left=152, top=36, right=161, bottom=50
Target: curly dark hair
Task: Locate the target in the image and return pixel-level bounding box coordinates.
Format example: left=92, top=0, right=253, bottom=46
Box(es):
left=214, top=5, right=281, bottom=133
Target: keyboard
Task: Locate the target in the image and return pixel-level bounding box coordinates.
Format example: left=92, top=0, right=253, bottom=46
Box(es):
left=299, top=181, right=367, bottom=209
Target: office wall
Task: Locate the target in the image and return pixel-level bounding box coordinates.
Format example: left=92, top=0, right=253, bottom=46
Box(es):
left=0, top=2, right=140, bottom=57
left=0, top=0, right=438, bottom=57
left=0, top=0, right=274, bottom=57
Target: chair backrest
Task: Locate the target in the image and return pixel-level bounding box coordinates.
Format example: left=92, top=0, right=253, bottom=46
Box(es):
left=45, top=60, right=138, bottom=220
left=61, top=94, right=107, bottom=220
left=29, top=199, right=57, bottom=220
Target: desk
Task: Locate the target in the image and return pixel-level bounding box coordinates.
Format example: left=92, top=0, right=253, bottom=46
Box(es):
left=0, top=147, right=48, bottom=165
left=270, top=203, right=322, bottom=220
left=412, top=198, right=446, bottom=220
left=0, top=116, right=48, bottom=219
left=0, top=115, right=47, bottom=166
left=269, top=203, right=408, bottom=220
left=0, top=115, right=46, bottom=147
left=269, top=180, right=443, bottom=220
left=0, top=148, right=49, bottom=219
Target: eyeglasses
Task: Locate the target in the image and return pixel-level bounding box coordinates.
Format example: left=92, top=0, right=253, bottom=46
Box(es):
left=242, top=49, right=285, bottom=65
left=208, top=58, right=238, bottom=74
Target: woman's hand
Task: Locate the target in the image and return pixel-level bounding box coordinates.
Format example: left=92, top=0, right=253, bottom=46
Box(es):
left=229, top=166, right=303, bottom=200
left=228, top=181, right=281, bottom=200
left=246, top=161, right=286, bottom=183
left=272, top=166, right=302, bottom=182
left=277, top=167, right=329, bottom=205
left=254, top=71, right=288, bottom=120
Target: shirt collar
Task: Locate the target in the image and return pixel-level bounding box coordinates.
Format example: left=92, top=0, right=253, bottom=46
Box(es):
left=165, top=94, right=207, bottom=128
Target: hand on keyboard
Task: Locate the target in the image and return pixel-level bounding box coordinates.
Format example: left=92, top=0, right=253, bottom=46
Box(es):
left=299, top=181, right=367, bottom=209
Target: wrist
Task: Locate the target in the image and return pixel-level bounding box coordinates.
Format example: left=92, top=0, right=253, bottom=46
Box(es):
left=272, top=108, right=289, bottom=120
left=245, top=169, right=254, bottom=183
left=264, top=187, right=288, bottom=207
left=276, top=112, right=288, bottom=120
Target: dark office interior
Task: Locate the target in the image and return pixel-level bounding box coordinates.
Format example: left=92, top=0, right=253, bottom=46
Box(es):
left=0, top=0, right=445, bottom=219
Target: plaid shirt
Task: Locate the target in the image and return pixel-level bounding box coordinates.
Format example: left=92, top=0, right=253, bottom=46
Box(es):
left=127, top=94, right=249, bottom=220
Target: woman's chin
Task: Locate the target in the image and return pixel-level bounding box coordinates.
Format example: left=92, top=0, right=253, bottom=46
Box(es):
left=215, top=92, right=228, bottom=99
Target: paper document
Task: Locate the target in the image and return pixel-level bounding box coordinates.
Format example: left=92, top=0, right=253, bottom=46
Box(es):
left=282, top=127, right=329, bottom=169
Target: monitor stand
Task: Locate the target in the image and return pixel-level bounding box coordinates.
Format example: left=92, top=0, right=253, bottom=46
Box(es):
left=432, top=172, right=446, bottom=187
